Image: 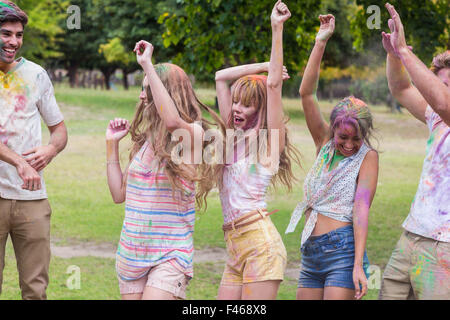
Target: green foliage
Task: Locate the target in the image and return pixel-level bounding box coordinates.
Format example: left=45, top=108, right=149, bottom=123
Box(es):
left=15, top=0, right=68, bottom=65
left=99, top=37, right=134, bottom=66
left=350, top=0, right=449, bottom=64
left=160, top=0, right=322, bottom=81
left=97, top=0, right=180, bottom=65
left=319, top=0, right=360, bottom=68
left=349, top=74, right=390, bottom=105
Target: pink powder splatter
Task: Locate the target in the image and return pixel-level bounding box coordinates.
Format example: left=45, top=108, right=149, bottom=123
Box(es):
left=14, top=95, right=27, bottom=112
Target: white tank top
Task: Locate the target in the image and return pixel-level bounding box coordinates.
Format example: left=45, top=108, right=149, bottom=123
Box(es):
left=219, top=157, right=274, bottom=224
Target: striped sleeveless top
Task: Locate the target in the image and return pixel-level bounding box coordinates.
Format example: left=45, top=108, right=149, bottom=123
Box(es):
left=116, top=141, right=196, bottom=281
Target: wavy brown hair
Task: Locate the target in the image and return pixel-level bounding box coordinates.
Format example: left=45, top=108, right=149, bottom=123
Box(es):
left=127, top=63, right=225, bottom=211
left=226, top=75, right=302, bottom=192
left=430, top=50, right=450, bottom=75
left=0, top=1, right=28, bottom=27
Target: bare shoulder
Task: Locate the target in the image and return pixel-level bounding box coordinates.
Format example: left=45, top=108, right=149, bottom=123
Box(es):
left=360, top=149, right=379, bottom=171
left=364, top=149, right=379, bottom=162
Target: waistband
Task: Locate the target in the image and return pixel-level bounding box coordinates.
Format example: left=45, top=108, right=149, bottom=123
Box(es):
left=222, top=208, right=279, bottom=232
left=306, top=225, right=354, bottom=243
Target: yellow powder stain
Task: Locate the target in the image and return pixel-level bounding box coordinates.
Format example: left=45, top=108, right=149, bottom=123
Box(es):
left=243, top=286, right=252, bottom=296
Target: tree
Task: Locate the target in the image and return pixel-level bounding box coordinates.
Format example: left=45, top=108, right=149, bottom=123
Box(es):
left=318, top=0, right=361, bottom=68
left=52, top=0, right=121, bottom=89
left=99, top=37, right=135, bottom=89
left=94, top=0, right=181, bottom=89
left=350, top=0, right=449, bottom=65
left=160, top=0, right=322, bottom=81
left=16, top=0, right=67, bottom=66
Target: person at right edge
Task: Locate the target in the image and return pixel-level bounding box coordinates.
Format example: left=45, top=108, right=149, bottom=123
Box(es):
left=379, top=3, right=449, bottom=300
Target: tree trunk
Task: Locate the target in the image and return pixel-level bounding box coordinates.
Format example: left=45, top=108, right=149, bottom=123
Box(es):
left=99, top=66, right=116, bottom=91
left=67, top=64, right=79, bottom=88
left=122, top=69, right=129, bottom=90
left=80, top=71, right=87, bottom=88
left=104, top=73, right=111, bottom=90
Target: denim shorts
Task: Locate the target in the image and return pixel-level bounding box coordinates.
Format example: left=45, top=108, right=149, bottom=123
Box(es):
left=298, top=225, right=370, bottom=290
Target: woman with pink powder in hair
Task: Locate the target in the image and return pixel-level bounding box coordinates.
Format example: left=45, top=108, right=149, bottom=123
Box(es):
left=285, top=14, right=379, bottom=300
left=214, top=1, right=301, bottom=300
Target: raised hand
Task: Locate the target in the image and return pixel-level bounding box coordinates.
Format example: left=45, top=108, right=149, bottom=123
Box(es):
left=385, top=3, right=408, bottom=56
left=282, top=65, right=290, bottom=81
left=316, top=14, right=335, bottom=42
left=106, top=118, right=130, bottom=141
left=271, top=0, right=291, bottom=27
left=381, top=31, right=397, bottom=57
left=133, top=40, right=154, bottom=67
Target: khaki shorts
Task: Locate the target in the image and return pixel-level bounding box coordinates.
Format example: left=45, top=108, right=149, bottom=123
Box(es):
left=221, top=215, right=287, bottom=285
left=379, top=230, right=450, bottom=300
left=117, top=260, right=191, bottom=299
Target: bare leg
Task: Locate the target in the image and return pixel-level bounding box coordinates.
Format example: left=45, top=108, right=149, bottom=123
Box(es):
left=218, top=284, right=242, bottom=300
left=241, top=280, right=281, bottom=300
left=324, top=286, right=356, bottom=300
left=121, top=293, right=143, bottom=300
left=141, top=286, right=177, bottom=300
left=296, top=288, right=324, bottom=300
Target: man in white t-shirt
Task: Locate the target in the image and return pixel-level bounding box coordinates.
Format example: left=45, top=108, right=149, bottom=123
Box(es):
left=0, top=1, right=67, bottom=299
left=379, top=3, right=449, bottom=300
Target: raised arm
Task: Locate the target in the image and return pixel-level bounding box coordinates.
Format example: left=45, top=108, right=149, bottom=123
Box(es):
left=105, top=118, right=130, bottom=204
left=267, top=0, right=291, bottom=154
left=299, top=14, right=334, bottom=152
left=385, top=3, right=450, bottom=125
left=215, top=62, right=270, bottom=127
left=134, top=41, right=204, bottom=149
left=383, top=35, right=427, bottom=123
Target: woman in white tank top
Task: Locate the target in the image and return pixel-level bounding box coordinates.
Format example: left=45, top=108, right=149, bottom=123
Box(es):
left=214, top=1, right=301, bottom=300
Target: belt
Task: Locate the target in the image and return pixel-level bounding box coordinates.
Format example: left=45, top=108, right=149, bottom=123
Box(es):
left=222, top=208, right=279, bottom=232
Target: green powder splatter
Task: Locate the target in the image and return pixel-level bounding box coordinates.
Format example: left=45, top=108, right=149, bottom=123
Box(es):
left=0, top=2, right=14, bottom=10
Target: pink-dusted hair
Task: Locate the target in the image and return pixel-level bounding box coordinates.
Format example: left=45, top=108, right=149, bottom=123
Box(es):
left=329, top=96, right=376, bottom=149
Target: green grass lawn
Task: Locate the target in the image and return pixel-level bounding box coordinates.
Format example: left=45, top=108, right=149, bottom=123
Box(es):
left=0, top=84, right=429, bottom=300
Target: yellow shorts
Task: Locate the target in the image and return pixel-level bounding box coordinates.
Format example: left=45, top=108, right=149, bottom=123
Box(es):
left=221, top=215, right=287, bottom=285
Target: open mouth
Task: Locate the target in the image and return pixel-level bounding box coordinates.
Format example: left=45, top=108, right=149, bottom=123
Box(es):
left=1, top=47, right=17, bottom=58
left=234, top=114, right=245, bottom=125
left=340, top=146, right=355, bottom=154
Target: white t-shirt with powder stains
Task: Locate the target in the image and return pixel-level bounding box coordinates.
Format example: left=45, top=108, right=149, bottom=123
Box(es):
left=402, top=106, right=449, bottom=242
left=0, top=57, right=64, bottom=200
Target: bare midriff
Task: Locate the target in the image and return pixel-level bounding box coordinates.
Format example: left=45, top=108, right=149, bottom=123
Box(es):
left=305, top=207, right=352, bottom=236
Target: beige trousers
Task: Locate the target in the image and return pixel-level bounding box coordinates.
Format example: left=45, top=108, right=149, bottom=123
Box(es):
left=0, top=197, right=51, bottom=300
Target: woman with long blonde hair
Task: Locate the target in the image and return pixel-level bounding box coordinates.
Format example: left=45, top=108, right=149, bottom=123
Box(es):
left=215, top=1, right=300, bottom=300
left=105, top=40, right=222, bottom=300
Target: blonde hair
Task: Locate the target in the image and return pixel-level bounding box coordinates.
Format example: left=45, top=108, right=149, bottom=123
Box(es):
left=228, top=75, right=302, bottom=192
left=128, top=63, right=225, bottom=211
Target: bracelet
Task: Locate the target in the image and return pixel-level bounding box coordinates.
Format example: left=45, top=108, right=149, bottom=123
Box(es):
left=107, top=160, right=120, bottom=165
